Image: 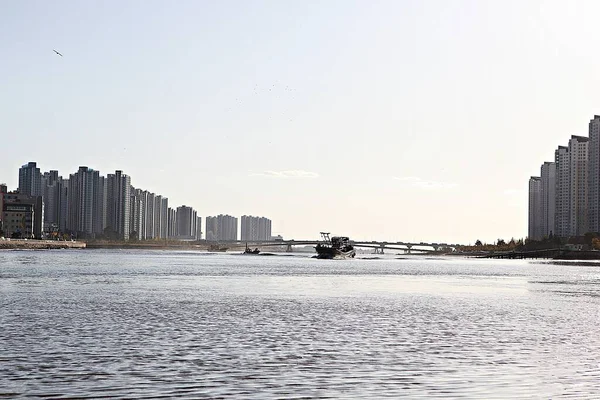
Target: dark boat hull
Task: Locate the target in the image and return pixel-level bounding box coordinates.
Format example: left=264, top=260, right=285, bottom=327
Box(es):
left=315, top=246, right=356, bottom=259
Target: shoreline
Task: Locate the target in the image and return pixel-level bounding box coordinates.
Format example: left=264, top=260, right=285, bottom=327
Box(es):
left=84, top=241, right=210, bottom=251
left=0, top=239, right=86, bottom=250
left=5, top=241, right=600, bottom=261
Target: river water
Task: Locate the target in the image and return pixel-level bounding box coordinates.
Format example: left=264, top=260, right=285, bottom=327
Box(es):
left=2, top=250, right=600, bottom=398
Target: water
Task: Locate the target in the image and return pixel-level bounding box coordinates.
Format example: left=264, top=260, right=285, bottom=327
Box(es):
left=2, top=250, right=600, bottom=398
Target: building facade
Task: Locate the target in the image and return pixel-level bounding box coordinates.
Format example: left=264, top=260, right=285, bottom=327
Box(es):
left=528, top=177, right=543, bottom=240
left=130, top=188, right=143, bottom=240
left=41, top=170, right=68, bottom=236
left=241, top=216, right=272, bottom=241
left=206, top=216, right=217, bottom=241
left=67, top=166, right=104, bottom=238
left=18, top=162, right=42, bottom=197
left=540, top=162, right=556, bottom=237
left=555, top=146, right=570, bottom=237
left=3, top=191, right=44, bottom=238
left=175, top=205, right=197, bottom=240
left=588, top=115, right=600, bottom=233
left=0, top=184, right=6, bottom=233
left=10, top=161, right=215, bottom=243
left=206, top=214, right=237, bottom=241
left=105, top=171, right=131, bottom=240
left=569, top=136, right=589, bottom=236
left=160, top=197, right=169, bottom=239
left=128, top=189, right=171, bottom=240
left=168, top=207, right=177, bottom=238
left=196, top=216, right=202, bottom=240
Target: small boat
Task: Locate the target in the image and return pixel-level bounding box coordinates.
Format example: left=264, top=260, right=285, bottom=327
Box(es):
left=243, top=243, right=260, bottom=255
left=315, top=232, right=356, bottom=259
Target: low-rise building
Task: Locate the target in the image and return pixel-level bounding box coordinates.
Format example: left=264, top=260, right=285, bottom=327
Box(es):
left=2, top=191, right=43, bottom=238
left=3, top=203, right=35, bottom=238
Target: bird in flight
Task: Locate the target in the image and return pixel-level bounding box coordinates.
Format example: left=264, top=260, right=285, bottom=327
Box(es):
left=53, top=49, right=63, bottom=57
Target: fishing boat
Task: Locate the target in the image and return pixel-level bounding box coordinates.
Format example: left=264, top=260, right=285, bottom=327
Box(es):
left=315, top=232, right=356, bottom=259
left=243, top=243, right=260, bottom=255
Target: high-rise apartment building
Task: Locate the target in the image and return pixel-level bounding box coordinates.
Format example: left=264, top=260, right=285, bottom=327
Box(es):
left=60, top=179, right=69, bottom=233
left=66, top=166, right=104, bottom=237
left=569, top=136, right=588, bottom=236
left=540, top=162, right=556, bottom=237
left=161, top=197, right=169, bottom=239
left=196, top=216, right=202, bottom=240
left=145, top=192, right=155, bottom=239
left=206, top=214, right=237, bottom=241
left=130, top=188, right=145, bottom=240
left=176, top=205, right=197, bottom=239
left=128, top=189, right=167, bottom=240
left=153, top=195, right=163, bottom=239
left=528, top=177, right=543, bottom=240
left=146, top=195, right=169, bottom=239
left=206, top=216, right=217, bottom=241
left=553, top=136, right=589, bottom=238
left=106, top=171, right=131, bottom=240
left=241, top=216, right=272, bottom=241
left=18, top=162, right=42, bottom=197
left=588, top=115, right=600, bottom=233
left=42, top=170, right=69, bottom=235
left=555, top=146, right=570, bottom=237
left=168, top=207, right=177, bottom=238
left=222, top=215, right=237, bottom=240
left=241, top=215, right=257, bottom=241
left=258, top=217, right=271, bottom=240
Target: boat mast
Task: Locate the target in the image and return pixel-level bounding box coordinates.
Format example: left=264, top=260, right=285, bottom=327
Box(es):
left=320, top=232, right=331, bottom=244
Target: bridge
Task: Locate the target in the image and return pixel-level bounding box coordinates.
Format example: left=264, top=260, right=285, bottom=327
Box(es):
left=214, top=239, right=461, bottom=254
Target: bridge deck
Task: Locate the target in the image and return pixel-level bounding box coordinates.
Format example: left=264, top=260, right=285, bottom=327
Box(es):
left=214, top=240, right=460, bottom=250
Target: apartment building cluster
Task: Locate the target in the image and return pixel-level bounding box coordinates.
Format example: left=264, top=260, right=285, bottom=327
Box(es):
left=528, top=115, right=600, bottom=240
left=204, top=215, right=273, bottom=242
left=1, top=162, right=202, bottom=240
left=1, top=162, right=274, bottom=242
left=241, top=215, right=272, bottom=241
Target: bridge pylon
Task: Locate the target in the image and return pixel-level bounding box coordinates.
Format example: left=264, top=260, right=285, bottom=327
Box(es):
left=373, top=244, right=385, bottom=254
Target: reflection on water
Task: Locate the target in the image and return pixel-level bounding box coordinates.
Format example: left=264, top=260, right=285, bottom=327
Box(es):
left=2, top=250, right=600, bottom=398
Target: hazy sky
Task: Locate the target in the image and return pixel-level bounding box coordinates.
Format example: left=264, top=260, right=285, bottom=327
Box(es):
left=3, top=0, right=600, bottom=244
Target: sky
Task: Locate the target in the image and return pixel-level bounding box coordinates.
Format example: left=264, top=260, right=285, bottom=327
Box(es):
left=2, top=0, right=600, bottom=244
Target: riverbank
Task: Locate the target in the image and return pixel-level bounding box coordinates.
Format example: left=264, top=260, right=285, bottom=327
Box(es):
left=84, top=240, right=209, bottom=250
left=0, top=239, right=86, bottom=250
left=456, top=248, right=600, bottom=260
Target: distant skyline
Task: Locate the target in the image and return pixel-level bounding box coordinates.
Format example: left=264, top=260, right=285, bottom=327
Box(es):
left=4, top=1, right=600, bottom=243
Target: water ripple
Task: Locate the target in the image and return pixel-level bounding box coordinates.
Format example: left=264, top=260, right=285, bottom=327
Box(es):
left=2, top=251, right=600, bottom=397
